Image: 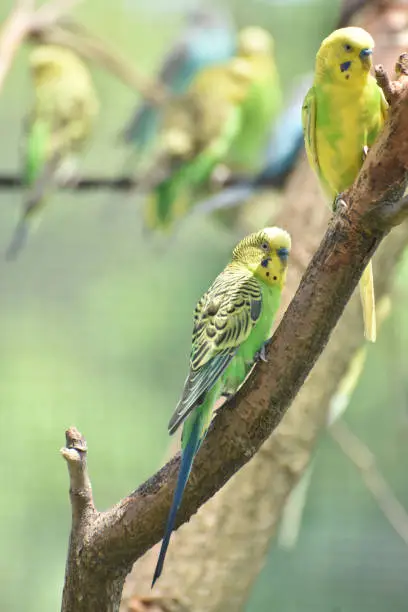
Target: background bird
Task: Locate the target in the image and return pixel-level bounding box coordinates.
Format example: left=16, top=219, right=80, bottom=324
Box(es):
left=224, top=26, right=282, bottom=175
left=122, top=6, right=236, bottom=160
left=142, top=26, right=282, bottom=232
left=152, top=226, right=291, bottom=586
left=6, top=44, right=99, bottom=260
left=189, top=71, right=313, bottom=218
left=302, top=27, right=387, bottom=342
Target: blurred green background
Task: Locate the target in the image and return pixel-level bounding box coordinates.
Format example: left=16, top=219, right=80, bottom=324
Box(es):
left=1, top=0, right=408, bottom=610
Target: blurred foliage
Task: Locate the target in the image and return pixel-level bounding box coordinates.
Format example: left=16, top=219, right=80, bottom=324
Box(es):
left=1, top=0, right=408, bottom=611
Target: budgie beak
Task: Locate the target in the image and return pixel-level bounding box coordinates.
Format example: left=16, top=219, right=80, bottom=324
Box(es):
left=359, top=48, right=373, bottom=68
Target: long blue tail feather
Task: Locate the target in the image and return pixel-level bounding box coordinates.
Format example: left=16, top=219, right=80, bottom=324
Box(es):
left=151, top=417, right=201, bottom=587
left=4, top=218, right=30, bottom=261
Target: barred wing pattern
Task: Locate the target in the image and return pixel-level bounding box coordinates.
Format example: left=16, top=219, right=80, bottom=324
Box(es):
left=168, top=265, right=262, bottom=434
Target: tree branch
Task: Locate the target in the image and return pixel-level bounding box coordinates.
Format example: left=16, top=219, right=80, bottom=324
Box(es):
left=121, top=4, right=408, bottom=609
left=61, top=427, right=129, bottom=612
left=330, top=421, right=408, bottom=546
left=61, top=54, right=408, bottom=610
left=28, top=22, right=166, bottom=102
left=0, top=0, right=166, bottom=102
left=60, top=426, right=94, bottom=529
left=0, top=1, right=34, bottom=91
left=0, top=172, right=294, bottom=191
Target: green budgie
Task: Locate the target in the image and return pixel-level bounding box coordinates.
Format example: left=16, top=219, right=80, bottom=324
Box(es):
left=152, top=226, right=291, bottom=586
left=302, top=27, right=387, bottom=341
left=225, top=26, right=282, bottom=174
left=6, top=45, right=99, bottom=259
left=143, top=26, right=281, bottom=231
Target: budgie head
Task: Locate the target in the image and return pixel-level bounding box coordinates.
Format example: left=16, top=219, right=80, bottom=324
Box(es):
left=222, top=57, right=256, bottom=102
left=315, top=27, right=375, bottom=85
left=29, top=45, right=82, bottom=83
left=237, top=27, right=274, bottom=58
left=232, top=227, right=291, bottom=288
left=186, top=6, right=233, bottom=30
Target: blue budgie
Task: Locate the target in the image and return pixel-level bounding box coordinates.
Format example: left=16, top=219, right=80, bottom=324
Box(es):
left=122, top=7, right=236, bottom=156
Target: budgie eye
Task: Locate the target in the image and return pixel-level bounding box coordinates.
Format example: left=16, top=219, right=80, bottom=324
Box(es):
left=260, top=241, right=269, bottom=251
left=344, top=44, right=352, bottom=52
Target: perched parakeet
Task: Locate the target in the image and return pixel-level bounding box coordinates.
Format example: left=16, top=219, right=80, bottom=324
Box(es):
left=225, top=26, right=282, bottom=174
left=143, top=26, right=280, bottom=231
left=5, top=45, right=98, bottom=259
left=152, top=226, right=291, bottom=586
left=302, top=27, right=387, bottom=342
left=189, top=71, right=313, bottom=217
left=142, top=56, right=254, bottom=230
left=122, top=7, right=235, bottom=156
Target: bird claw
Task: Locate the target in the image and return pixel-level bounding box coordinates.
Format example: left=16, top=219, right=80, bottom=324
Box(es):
left=221, top=392, right=234, bottom=400
left=362, top=145, right=369, bottom=161
left=210, top=164, right=232, bottom=189
left=255, top=343, right=268, bottom=363
left=56, top=157, right=79, bottom=187
left=333, top=193, right=348, bottom=213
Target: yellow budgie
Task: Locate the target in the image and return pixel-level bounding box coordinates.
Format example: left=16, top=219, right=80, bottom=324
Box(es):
left=142, top=26, right=281, bottom=231
left=6, top=45, right=99, bottom=259
left=302, top=27, right=387, bottom=342
left=225, top=26, right=282, bottom=174
left=142, top=56, right=254, bottom=230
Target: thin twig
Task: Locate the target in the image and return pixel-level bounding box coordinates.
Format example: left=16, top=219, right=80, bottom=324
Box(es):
left=0, top=171, right=297, bottom=191
left=60, top=426, right=95, bottom=528
left=33, top=0, right=82, bottom=27
left=0, top=3, right=32, bottom=91
left=0, top=0, right=166, bottom=103
left=0, top=0, right=83, bottom=95
left=29, top=24, right=167, bottom=102
left=375, top=53, right=408, bottom=104
left=331, top=421, right=408, bottom=546
left=375, top=63, right=395, bottom=104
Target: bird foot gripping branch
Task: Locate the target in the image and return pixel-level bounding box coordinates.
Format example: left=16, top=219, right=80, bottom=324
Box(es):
left=254, top=339, right=271, bottom=363
left=333, top=193, right=348, bottom=213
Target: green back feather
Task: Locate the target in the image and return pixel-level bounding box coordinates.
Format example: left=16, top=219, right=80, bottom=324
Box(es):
left=24, top=119, right=50, bottom=186
left=226, top=60, right=281, bottom=173
left=145, top=108, right=242, bottom=231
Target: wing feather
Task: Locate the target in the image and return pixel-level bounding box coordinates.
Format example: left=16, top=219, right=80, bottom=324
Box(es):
left=168, top=268, right=262, bottom=434
left=301, top=86, right=320, bottom=179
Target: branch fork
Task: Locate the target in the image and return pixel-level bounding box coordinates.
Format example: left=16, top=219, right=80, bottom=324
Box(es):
left=58, top=60, right=408, bottom=611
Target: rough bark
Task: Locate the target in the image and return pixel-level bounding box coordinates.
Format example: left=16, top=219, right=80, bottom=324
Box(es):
left=120, top=4, right=408, bottom=611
